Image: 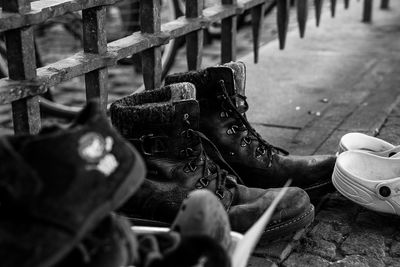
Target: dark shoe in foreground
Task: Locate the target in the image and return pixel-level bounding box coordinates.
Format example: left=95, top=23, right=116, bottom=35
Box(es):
left=138, top=190, right=232, bottom=267
left=111, top=83, right=314, bottom=240
left=138, top=231, right=231, bottom=267
left=0, top=101, right=146, bottom=267
left=56, top=214, right=139, bottom=267
left=165, top=61, right=336, bottom=198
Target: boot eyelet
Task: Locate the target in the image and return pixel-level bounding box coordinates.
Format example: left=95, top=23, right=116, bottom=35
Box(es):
left=184, top=162, right=197, bottom=172
left=227, top=125, right=239, bottom=135
left=195, top=183, right=204, bottom=189
left=215, top=189, right=225, bottom=199
left=180, top=148, right=194, bottom=157
left=180, top=130, right=193, bottom=139
left=256, top=146, right=266, bottom=155
left=198, top=177, right=210, bottom=188
left=241, top=137, right=252, bottom=147
left=220, top=111, right=229, bottom=118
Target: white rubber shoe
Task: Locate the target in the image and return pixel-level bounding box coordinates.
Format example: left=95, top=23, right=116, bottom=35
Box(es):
left=332, top=150, right=400, bottom=215
left=338, top=132, right=400, bottom=158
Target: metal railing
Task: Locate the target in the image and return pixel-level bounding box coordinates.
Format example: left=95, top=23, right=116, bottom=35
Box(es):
left=0, top=0, right=390, bottom=134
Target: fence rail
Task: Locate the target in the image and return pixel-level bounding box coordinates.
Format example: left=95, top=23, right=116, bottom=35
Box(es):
left=0, top=0, right=391, bottom=134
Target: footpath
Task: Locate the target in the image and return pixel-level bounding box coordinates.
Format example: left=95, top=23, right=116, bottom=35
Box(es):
left=244, top=1, right=400, bottom=266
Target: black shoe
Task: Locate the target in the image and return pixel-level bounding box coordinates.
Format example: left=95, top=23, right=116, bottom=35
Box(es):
left=0, top=100, right=146, bottom=267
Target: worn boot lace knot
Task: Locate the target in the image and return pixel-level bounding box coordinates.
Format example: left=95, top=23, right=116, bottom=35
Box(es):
left=218, top=80, right=289, bottom=167
left=180, top=115, right=244, bottom=199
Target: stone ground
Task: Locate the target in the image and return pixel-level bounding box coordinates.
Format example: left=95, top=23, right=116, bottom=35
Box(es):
left=243, top=1, right=400, bottom=266
left=2, top=1, right=400, bottom=267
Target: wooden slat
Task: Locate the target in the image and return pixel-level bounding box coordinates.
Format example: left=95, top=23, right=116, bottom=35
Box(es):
left=331, top=0, right=336, bottom=17
left=277, top=0, right=290, bottom=50
left=140, top=0, right=162, bottom=90
left=344, top=0, right=350, bottom=9
left=82, top=5, right=108, bottom=111
left=221, top=0, right=237, bottom=63
left=0, top=0, right=118, bottom=32
left=251, top=4, right=264, bottom=63
left=186, top=0, right=204, bottom=70
left=362, top=0, right=373, bottom=23
left=380, top=0, right=389, bottom=9
left=297, top=0, right=308, bottom=38
left=3, top=0, right=40, bottom=134
left=314, top=0, right=324, bottom=26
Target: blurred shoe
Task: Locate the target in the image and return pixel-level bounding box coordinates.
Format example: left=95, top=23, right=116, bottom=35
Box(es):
left=165, top=61, right=336, bottom=199
left=111, top=83, right=314, bottom=241
left=171, top=189, right=232, bottom=251
left=138, top=190, right=232, bottom=267
left=56, top=214, right=139, bottom=267
left=339, top=132, right=400, bottom=157
left=137, top=231, right=231, bottom=267
left=0, top=100, right=146, bottom=267
left=333, top=150, right=400, bottom=215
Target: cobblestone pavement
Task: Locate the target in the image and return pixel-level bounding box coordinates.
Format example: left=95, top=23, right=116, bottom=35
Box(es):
left=282, top=111, right=400, bottom=267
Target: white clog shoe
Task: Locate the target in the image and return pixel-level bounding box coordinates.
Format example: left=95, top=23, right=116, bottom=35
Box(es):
left=339, top=132, right=400, bottom=157
left=332, top=150, right=400, bottom=215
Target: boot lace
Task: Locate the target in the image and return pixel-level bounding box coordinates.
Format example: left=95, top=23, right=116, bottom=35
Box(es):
left=218, top=80, right=289, bottom=166
left=180, top=115, right=244, bottom=199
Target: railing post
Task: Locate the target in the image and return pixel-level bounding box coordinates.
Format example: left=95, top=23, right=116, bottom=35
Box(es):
left=221, top=0, right=237, bottom=63
left=314, top=0, right=324, bottom=26
left=331, top=0, right=337, bottom=17
left=277, top=0, right=290, bottom=50
left=362, top=0, right=373, bottom=23
left=82, top=5, right=108, bottom=111
left=186, top=0, right=204, bottom=70
left=251, top=3, right=265, bottom=63
left=297, top=0, right=308, bottom=38
left=380, top=0, right=389, bottom=9
left=3, top=0, right=41, bottom=134
left=140, top=0, right=162, bottom=90
left=344, top=0, right=350, bottom=9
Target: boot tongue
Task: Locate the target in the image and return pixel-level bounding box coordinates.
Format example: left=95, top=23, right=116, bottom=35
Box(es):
left=168, top=82, right=196, bottom=102
left=223, top=62, right=246, bottom=97
left=223, top=62, right=247, bottom=113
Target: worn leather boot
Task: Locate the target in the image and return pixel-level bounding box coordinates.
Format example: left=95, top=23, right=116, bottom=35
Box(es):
left=165, top=62, right=336, bottom=198
left=111, top=83, right=314, bottom=240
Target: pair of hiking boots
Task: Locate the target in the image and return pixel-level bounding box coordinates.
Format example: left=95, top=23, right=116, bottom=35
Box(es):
left=111, top=61, right=336, bottom=240
left=0, top=102, right=231, bottom=267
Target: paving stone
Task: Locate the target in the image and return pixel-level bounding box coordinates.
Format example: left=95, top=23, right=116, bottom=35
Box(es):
left=340, top=231, right=386, bottom=259
left=299, top=237, right=337, bottom=260
left=316, top=193, right=359, bottom=227
left=390, top=241, right=400, bottom=258
left=308, top=221, right=345, bottom=244
left=383, top=257, right=400, bottom=267
left=281, top=253, right=330, bottom=267
left=330, top=255, right=385, bottom=267
left=355, top=210, right=398, bottom=237
left=378, top=116, right=400, bottom=144
left=247, top=256, right=277, bottom=267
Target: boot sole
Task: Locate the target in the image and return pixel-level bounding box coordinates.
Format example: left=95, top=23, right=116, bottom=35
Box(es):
left=34, top=153, right=146, bottom=267
left=260, top=204, right=315, bottom=242
left=126, top=205, right=315, bottom=244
